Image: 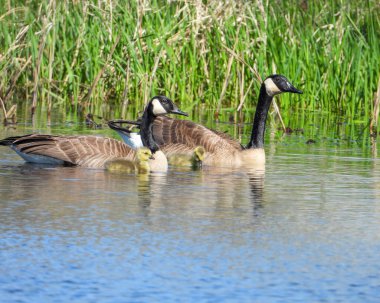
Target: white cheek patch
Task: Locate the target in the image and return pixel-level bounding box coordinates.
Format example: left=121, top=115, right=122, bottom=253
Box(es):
left=151, top=98, right=168, bottom=115
left=264, top=78, right=282, bottom=96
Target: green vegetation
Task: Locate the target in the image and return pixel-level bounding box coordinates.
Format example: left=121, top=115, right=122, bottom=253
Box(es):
left=0, top=0, right=379, bottom=124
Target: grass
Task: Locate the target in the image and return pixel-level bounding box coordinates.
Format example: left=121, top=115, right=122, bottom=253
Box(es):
left=0, top=0, right=379, bottom=126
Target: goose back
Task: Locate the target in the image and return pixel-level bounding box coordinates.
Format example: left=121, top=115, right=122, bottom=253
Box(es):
left=152, top=116, right=243, bottom=159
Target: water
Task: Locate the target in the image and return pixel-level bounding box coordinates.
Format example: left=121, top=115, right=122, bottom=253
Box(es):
left=1, top=119, right=380, bottom=303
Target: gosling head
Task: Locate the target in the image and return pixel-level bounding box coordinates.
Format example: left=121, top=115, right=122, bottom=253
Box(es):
left=135, top=147, right=152, bottom=174
left=191, top=146, right=206, bottom=169
left=263, top=74, right=303, bottom=97
left=194, top=146, right=206, bottom=162
left=148, top=95, right=188, bottom=117
left=136, top=147, right=152, bottom=162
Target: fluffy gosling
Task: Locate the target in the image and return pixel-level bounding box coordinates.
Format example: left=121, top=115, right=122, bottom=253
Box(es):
left=168, top=146, right=205, bottom=169
left=105, top=148, right=152, bottom=174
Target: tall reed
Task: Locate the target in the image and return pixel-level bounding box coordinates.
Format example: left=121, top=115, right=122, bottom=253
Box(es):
left=0, top=0, right=379, bottom=121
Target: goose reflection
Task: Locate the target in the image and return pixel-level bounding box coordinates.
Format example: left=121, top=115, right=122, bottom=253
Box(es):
left=0, top=161, right=266, bottom=235
left=246, top=166, right=265, bottom=210
left=135, top=166, right=266, bottom=219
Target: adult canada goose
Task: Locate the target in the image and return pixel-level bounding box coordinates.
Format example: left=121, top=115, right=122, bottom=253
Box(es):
left=108, top=74, right=302, bottom=167
left=0, top=96, right=188, bottom=171
left=105, top=147, right=152, bottom=174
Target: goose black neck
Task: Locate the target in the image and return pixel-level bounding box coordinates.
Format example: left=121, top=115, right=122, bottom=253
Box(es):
left=247, top=84, right=273, bottom=149
left=140, top=111, right=159, bottom=154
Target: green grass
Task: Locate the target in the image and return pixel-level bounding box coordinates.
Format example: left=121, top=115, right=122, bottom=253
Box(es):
left=0, top=0, right=379, bottom=122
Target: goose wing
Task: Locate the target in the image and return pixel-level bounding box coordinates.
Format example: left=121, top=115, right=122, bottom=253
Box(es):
left=152, top=116, right=243, bottom=156
left=2, top=134, right=136, bottom=168
left=107, top=116, right=243, bottom=156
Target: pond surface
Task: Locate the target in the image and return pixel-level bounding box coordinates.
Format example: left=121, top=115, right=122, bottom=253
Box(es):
left=0, top=116, right=380, bottom=303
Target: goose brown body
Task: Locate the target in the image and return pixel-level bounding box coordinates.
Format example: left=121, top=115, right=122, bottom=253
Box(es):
left=1, top=134, right=170, bottom=171
left=151, top=116, right=244, bottom=167
left=1, top=134, right=137, bottom=168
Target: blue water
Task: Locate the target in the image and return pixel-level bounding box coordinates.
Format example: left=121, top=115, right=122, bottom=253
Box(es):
left=1, top=127, right=380, bottom=302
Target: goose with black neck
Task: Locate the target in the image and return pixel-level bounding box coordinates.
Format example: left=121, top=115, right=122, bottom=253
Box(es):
left=109, top=75, right=302, bottom=168
left=0, top=96, right=188, bottom=172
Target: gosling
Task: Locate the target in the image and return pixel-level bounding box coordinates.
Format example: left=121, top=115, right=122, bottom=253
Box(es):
left=168, top=146, right=205, bottom=170
left=105, top=148, right=152, bottom=174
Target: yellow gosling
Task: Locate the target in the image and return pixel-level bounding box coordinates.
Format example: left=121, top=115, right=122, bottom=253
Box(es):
left=168, top=146, right=205, bottom=169
left=105, top=148, right=152, bottom=174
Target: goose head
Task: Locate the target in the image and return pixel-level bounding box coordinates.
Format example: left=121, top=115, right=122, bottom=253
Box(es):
left=141, top=96, right=187, bottom=155
left=147, top=95, right=188, bottom=117
left=263, top=74, right=303, bottom=97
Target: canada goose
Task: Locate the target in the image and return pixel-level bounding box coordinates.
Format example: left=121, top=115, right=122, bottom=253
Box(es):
left=108, top=75, right=302, bottom=167
left=168, top=146, right=205, bottom=169
left=105, top=147, right=152, bottom=174
left=0, top=96, right=188, bottom=171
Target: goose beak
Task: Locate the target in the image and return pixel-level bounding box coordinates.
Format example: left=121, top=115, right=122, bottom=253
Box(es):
left=170, top=107, right=188, bottom=116
left=287, top=83, right=303, bottom=94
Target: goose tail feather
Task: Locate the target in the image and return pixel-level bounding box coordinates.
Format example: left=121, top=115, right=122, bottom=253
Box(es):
left=108, top=120, right=143, bottom=149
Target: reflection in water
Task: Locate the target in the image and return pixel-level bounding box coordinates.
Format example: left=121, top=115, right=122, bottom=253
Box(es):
left=136, top=172, right=167, bottom=210
left=371, top=136, right=377, bottom=158
left=247, top=168, right=265, bottom=209
left=0, top=161, right=266, bottom=236
left=133, top=167, right=266, bottom=222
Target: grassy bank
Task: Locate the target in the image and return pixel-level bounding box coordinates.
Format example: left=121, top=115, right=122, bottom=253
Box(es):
left=0, top=0, right=379, bottom=123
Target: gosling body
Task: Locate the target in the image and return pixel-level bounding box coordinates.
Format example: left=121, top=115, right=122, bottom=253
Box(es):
left=167, top=146, right=205, bottom=169
left=105, top=148, right=152, bottom=174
